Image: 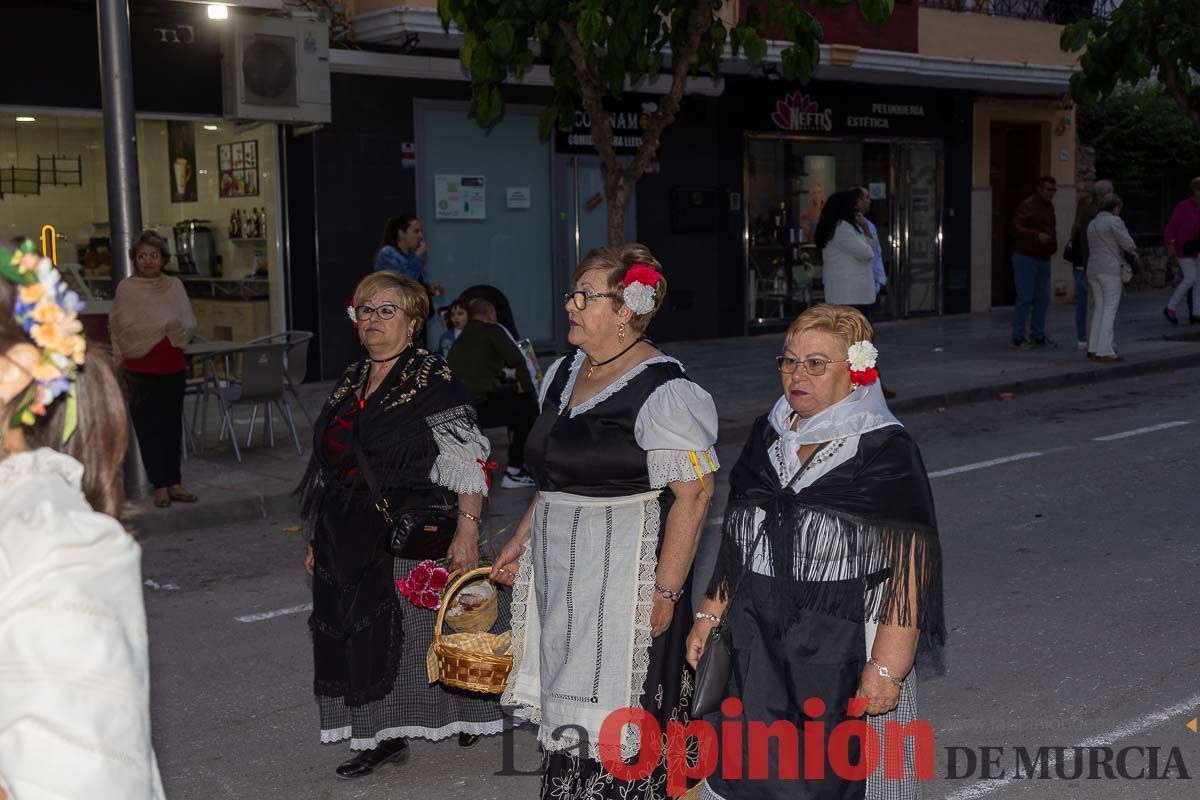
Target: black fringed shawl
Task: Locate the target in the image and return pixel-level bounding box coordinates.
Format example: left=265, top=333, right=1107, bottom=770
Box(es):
left=706, top=415, right=945, bottom=645
left=298, top=346, right=480, bottom=705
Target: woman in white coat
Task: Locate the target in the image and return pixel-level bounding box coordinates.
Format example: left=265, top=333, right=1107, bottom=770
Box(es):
left=816, top=189, right=878, bottom=317
left=1085, top=194, right=1138, bottom=362
left=0, top=246, right=164, bottom=798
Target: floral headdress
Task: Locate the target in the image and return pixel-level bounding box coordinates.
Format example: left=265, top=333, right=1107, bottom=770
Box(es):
left=0, top=243, right=87, bottom=441
left=622, top=263, right=661, bottom=316
left=847, top=340, right=879, bottom=386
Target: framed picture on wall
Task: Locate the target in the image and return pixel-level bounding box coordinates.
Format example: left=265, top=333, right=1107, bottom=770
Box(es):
left=218, top=139, right=260, bottom=198
left=168, top=121, right=197, bottom=203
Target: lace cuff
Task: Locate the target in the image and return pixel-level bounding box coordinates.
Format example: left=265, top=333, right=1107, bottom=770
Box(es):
left=646, top=447, right=720, bottom=489
left=429, top=420, right=490, bottom=496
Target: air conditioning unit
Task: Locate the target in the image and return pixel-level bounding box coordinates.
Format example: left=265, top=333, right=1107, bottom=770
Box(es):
left=222, top=16, right=330, bottom=123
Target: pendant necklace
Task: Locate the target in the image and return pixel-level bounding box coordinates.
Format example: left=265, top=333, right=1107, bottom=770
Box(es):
left=587, top=336, right=644, bottom=379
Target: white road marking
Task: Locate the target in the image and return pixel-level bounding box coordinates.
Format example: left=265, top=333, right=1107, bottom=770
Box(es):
left=928, top=452, right=1044, bottom=479
left=941, top=691, right=1200, bottom=800
left=1092, top=420, right=1192, bottom=442
left=235, top=603, right=312, bottom=623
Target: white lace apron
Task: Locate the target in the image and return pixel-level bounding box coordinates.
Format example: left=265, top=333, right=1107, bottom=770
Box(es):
left=502, top=488, right=661, bottom=762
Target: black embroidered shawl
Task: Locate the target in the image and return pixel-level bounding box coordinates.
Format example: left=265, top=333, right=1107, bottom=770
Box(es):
left=706, top=415, right=945, bottom=645
left=298, top=346, right=479, bottom=705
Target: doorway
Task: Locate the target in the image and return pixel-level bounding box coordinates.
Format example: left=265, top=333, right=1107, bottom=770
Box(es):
left=990, top=122, right=1042, bottom=306
left=553, top=156, right=636, bottom=343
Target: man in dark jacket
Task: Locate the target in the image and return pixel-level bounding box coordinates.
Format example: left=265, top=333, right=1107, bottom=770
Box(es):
left=447, top=298, right=537, bottom=488
left=1010, top=175, right=1059, bottom=348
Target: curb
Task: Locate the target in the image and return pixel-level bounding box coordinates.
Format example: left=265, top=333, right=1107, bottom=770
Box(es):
left=125, top=347, right=1200, bottom=536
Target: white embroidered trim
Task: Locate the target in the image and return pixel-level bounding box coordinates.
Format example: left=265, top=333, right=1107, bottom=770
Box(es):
left=500, top=541, right=537, bottom=722
left=429, top=455, right=488, bottom=496
left=538, top=356, right=568, bottom=409
left=646, top=447, right=720, bottom=489
left=558, top=352, right=685, bottom=418
left=627, top=495, right=661, bottom=759
left=320, top=720, right=505, bottom=750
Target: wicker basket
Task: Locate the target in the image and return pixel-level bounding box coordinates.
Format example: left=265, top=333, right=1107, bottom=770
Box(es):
left=433, top=567, right=512, bottom=694
left=443, top=570, right=499, bottom=633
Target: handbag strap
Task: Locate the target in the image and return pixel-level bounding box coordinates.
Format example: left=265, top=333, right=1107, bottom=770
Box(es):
left=352, top=438, right=397, bottom=529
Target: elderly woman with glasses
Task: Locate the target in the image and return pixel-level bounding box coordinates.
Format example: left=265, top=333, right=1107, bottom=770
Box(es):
left=298, top=271, right=505, bottom=780
left=687, top=305, right=944, bottom=800
left=489, top=244, right=720, bottom=799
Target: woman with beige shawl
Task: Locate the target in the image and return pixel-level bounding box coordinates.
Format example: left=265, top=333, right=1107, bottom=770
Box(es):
left=110, top=231, right=198, bottom=508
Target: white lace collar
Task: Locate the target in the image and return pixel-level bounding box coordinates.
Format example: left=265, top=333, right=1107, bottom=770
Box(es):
left=0, top=448, right=85, bottom=490
left=558, top=350, right=684, bottom=417
left=768, top=383, right=900, bottom=445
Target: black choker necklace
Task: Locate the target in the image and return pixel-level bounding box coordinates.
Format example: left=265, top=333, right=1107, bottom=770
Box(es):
left=369, top=345, right=410, bottom=364
left=587, top=336, right=644, bottom=379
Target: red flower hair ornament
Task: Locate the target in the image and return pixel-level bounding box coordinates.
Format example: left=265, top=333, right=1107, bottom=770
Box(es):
left=622, top=263, right=661, bottom=315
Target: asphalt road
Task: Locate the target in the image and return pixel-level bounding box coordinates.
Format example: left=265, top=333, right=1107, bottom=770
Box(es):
left=143, top=367, right=1200, bottom=800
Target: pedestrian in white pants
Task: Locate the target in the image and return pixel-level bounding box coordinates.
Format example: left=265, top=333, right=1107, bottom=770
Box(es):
left=1164, top=177, right=1200, bottom=324
left=1086, top=196, right=1137, bottom=361
left=1166, top=257, right=1199, bottom=319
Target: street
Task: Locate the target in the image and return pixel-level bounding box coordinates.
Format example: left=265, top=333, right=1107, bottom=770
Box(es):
left=144, top=367, right=1200, bottom=800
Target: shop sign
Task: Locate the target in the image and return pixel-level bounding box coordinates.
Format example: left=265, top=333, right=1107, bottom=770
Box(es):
left=765, top=89, right=937, bottom=138
left=771, top=91, right=834, bottom=133
left=556, top=100, right=657, bottom=155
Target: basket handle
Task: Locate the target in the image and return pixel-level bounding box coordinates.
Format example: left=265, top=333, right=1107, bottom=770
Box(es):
left=433, top=566, right=493, bottom=647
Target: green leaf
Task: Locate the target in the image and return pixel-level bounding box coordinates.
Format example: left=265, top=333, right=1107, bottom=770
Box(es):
left=744, top=32, right=768, bottom=64
left=537, top=105, right=558, bottom=140
left=489, top=21, right=516, bottom=60
left=856, top=0, right=894, bottom=27
left=469, top=44, right=498, bottom=82
left=460, top=33, right=476, bottom=71
left=61, top=388, right=78, bottom=444
left=578, top=9, right=603, bottom=48
left=1060, top=20, right=1091, bottom=52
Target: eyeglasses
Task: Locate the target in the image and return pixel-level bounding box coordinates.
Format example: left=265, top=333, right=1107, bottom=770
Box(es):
left=776, top=356, right=849, bottom=376
left=564, top=290, right=613, bottom=311
left=354, top=303, right=400, bottom=321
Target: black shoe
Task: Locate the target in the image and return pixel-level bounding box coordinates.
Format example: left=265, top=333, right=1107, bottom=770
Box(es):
left=335, top=738, right=409, bottom=779
left=1191, top=316, right=1200, bottom=325
left=1031, top=336, right=1057, bottom=348
left=459, top=732, right=482, bottom=748
left=1010, top=337, right=1028, bottom=350
left=1164, top=308, right=1179, bottom=325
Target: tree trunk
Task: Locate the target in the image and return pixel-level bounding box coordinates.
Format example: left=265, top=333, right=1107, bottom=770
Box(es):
left=606, top=177, right=628, bottom=246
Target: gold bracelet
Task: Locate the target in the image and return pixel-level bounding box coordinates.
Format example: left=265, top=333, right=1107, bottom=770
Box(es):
left=457, top=509, right=482, bottom=524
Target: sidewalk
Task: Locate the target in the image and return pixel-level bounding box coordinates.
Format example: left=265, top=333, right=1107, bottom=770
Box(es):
left=124, top=289, right=1200, bottom=535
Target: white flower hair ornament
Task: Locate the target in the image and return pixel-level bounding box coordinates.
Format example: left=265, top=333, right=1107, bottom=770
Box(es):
left=846, top=340, right=879, bottom=386
left=621, top=263, right=662, bottom=316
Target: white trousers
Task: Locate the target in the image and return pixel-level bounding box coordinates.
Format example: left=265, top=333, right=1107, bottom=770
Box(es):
left=1168, top=257, right=1199, bottom=313
left=1087, top=272, right=1123, bottom=357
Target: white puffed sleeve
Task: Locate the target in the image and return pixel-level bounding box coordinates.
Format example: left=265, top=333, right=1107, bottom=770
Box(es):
left=634, top=379, right=720, bottom=488
left=428, top=408, right=492, bottom=496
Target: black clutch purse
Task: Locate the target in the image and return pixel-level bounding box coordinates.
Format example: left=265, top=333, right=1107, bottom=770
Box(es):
left=692, top=526, right=768, bottom=719
left=356, top=445, right=458, bottom=560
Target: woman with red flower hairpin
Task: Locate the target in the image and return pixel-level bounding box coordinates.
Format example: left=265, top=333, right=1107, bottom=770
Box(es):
left=490, top=243, right=720, bottom=799
left=687, top=304, right=944, bottom=800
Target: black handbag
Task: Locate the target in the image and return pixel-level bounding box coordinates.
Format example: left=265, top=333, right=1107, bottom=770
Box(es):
left=1063, top=237, right=1078, bottom=266
left=1183, top=238, right=1200, bottom=257
left=356, top=445, right=458, bottom=560
left=692, top=525, right=768, bottom=718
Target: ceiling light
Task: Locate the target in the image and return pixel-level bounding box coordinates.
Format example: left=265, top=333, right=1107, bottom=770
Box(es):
left=203, top=124, right=219, bottom=131
left=207, top=4, right=228, bottom=20
left=15, top=116, right=35, bottom=123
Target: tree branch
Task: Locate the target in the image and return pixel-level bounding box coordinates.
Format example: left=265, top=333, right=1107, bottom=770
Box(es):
left=559, top=19, right=621, bottom=174
left=625, top=2, right=712, bottom=187
left=1158, top=56, right=1200, bottom=128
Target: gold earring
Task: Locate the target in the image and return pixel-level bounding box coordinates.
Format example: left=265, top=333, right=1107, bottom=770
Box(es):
left=618, top=321, right=626, bottom=344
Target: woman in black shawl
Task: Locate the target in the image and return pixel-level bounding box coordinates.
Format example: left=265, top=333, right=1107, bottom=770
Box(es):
left=299, top=272, right=501, bottom=779
left=687, top=305, right=944, bottom=800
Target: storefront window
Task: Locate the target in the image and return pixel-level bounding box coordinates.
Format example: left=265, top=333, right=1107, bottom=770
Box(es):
left=0, top=113, right=282, bottom=341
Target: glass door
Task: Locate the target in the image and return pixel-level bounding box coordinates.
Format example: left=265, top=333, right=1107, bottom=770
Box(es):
left=895, top=143, right=943, bottom=315
left=554, top=156, right=636, bottom=342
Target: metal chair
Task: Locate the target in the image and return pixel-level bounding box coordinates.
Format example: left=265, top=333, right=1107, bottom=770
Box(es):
left=213, top=342, right=302, bottom=463
left=246, top=330, right=314, bottom=427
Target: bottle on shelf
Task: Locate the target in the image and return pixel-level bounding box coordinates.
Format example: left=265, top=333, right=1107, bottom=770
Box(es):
left=258, top=207, right=267, bottom=238
left=229, top=209, right=238, bottom=239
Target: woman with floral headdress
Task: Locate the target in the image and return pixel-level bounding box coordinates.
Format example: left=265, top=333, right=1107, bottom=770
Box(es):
left=687, top=305, right=944, bottom=800
left=0, top=245, right=165, bottom=797
left=489, top=244, right=720, bottom=799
